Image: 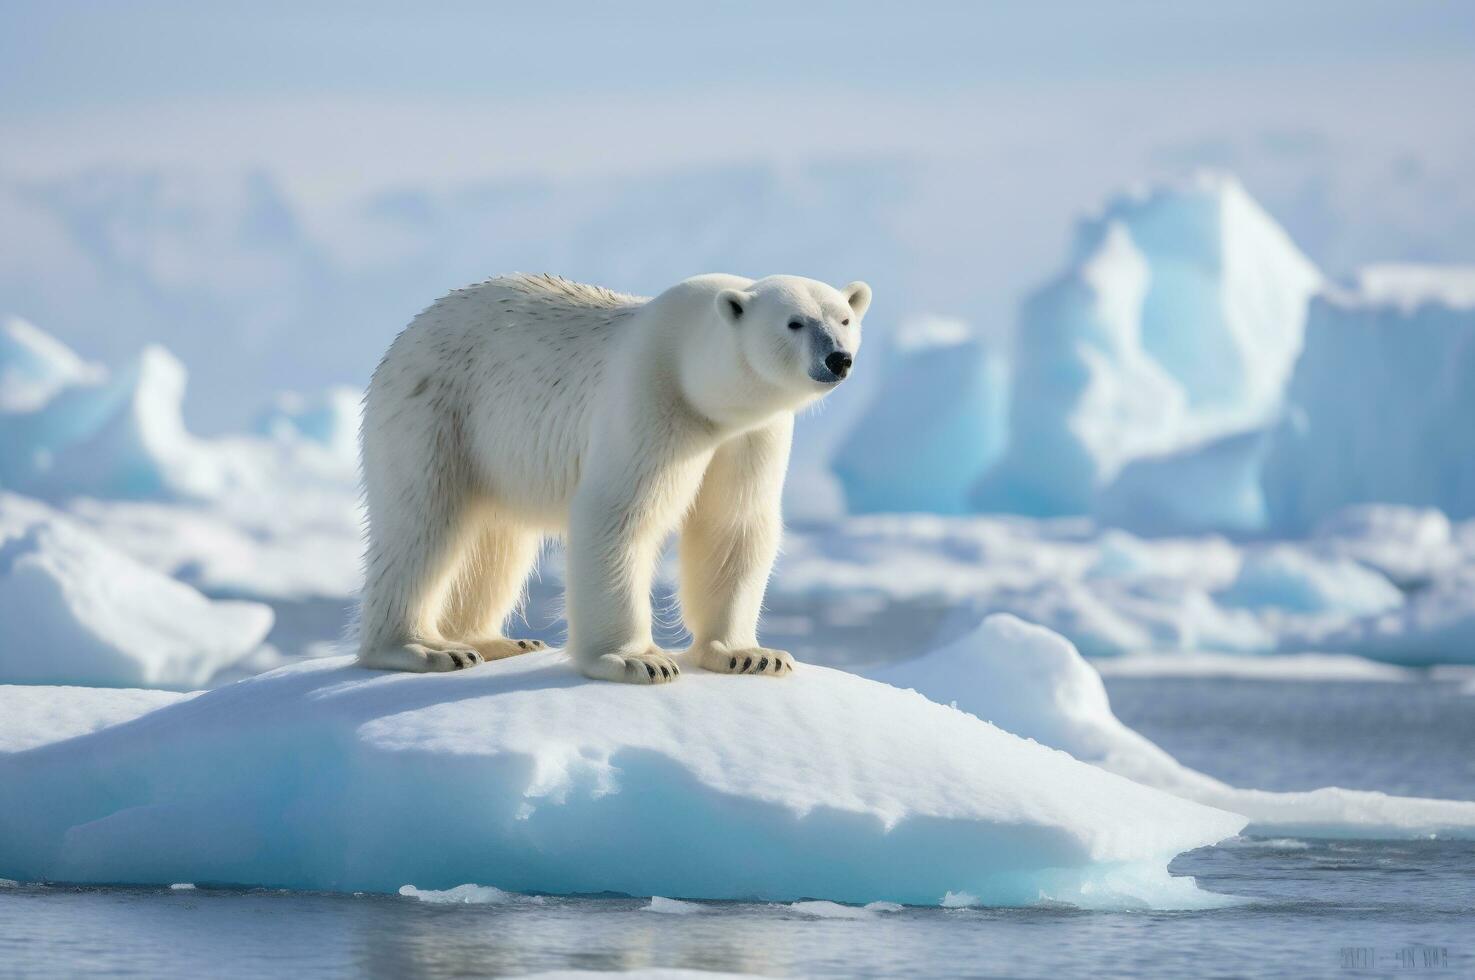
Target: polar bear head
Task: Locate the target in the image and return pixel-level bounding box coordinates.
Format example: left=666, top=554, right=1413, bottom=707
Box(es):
left=715, top=276, right=872, bottom=399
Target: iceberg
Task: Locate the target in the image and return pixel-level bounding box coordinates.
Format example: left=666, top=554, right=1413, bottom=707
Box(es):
left=0, top=315, right=103, bottom=413
left=1263, top=267, right=1475, bottom=531
left=0, top=322, right=364, bottom=600
left=872, top=615, right=1475, bottom=839
left=0, top=338, right=224, bottom=500
left=0, top=650, right=1243, bottom=909
left=0, top=493, right=271, bottom=688
left=833, top=317, right=1009, bottom=514
left=1093, top=428, right=1271, bottom=535
left=974, top=173, right=1322, bottom=518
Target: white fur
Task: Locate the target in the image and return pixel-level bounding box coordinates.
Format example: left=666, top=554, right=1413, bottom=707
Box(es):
left=357, top=272, right=871, bottom=682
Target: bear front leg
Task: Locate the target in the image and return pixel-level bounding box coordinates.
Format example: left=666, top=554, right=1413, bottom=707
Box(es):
left=681, top=419, right=796, bottom=678
left=565, top=483, right=681, bottom=685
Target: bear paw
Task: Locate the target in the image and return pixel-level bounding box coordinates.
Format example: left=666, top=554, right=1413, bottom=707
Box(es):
left=580, top=648, right=682, bottom=685
left=468, top=637, right=548, bottom=662
left=360, top=643, right=485, bottom=672
left=694, top=642, right=795, bottom=676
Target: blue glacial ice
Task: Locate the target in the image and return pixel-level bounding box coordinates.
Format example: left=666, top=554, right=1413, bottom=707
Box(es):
left=971, top=172, right=1321, bottom=518
left=0, top=316, right=103, bottom=413
left=0, top=650, right=1244, bottom=909
left=833, top=316, right=1009, bottom=514
left=1263, top=266, right=1475, bottom=532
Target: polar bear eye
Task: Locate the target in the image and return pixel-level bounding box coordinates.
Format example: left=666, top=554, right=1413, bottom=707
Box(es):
left=841, top=318, right=850, bottom=326
left=787, top=319, right=804, bottom=331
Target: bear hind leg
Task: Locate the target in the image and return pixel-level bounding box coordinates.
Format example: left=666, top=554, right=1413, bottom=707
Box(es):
left=438, top=521, right=548, bottom=661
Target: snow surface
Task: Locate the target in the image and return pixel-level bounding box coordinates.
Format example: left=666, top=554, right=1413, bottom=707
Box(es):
left=0, top=684, right=191, bottom=752
left=0, top=494, right=271, bottom=688
left=833, top=316, right=1009, bottom=514
left=972, top=173, right=1321, bottom=518
left=871, top=615, right=1475, bottom=839
left=0, top=651, right=1244, bottom=909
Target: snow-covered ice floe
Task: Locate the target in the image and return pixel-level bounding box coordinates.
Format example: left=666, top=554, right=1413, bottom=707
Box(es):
left=871, top=615, right=1475, bottom=840
left=0, top=651, right=1243, bottom=909
left=0, top=493, right=271, bottom=688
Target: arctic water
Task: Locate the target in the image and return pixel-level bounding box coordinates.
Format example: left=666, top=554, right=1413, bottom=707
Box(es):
left=3, top=658, right=1472, bottom=979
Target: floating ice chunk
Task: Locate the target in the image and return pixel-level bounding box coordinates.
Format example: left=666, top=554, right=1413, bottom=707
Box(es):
left=644, top=896, right=708, bottom=914
left=0, top=493, right=271, bottom=688
left=1218, top=545, right=1403, bottom=617
left=169, top=883, right=196, bottom=891
left=833, top=316, right=1009, bottom=514
left=398, top=883, right=533, bottom=905
left=787, top=900, right=902, bottom=918
left=872, top=614, right=1475, bottom=839
left=0, top=651, right=1243, bottom=909
left=0, top=316, right=102, bottom=413
left=1307, top=565, right=1475, bottom=665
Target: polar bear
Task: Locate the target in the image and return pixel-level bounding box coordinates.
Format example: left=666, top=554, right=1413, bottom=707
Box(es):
left=357, top=272, right=870, bottom=683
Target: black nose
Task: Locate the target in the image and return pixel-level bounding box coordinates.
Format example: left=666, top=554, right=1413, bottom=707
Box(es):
left=825, top=351, right=853, bottom=379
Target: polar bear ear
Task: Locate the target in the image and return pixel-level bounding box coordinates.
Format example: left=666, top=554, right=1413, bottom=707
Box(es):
left=842, top=281, right=873, bottom=319
left=716, top=288, right=753, bottom=326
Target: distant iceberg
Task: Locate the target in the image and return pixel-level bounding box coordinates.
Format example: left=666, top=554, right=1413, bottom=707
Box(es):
left=1263, top=266, right=1475, bottom=532
left=834, top=316, right=1009, bottom=515
left=972, top=173, right=1321, bottom=518
left=0, top=650, right=1243, bottom=909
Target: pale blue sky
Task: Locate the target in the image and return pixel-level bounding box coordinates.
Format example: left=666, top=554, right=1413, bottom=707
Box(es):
left=2, top=2, right=1473, bottom=428
left=5, top=2, right=1474, bottom=112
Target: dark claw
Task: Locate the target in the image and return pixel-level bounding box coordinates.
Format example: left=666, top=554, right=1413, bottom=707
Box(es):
left=660, top=666, right=670, bottom=678
left=758, top=657, right=769, bottom=672
left=646, top=664, right=657, bottom=679
left=742, top=657, right=753, bottom=672
left=729, top=657, right=737, bottom=670
left=449, top=652, right=465, bottom=668
left=518, top=640, right=528, bottom=649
